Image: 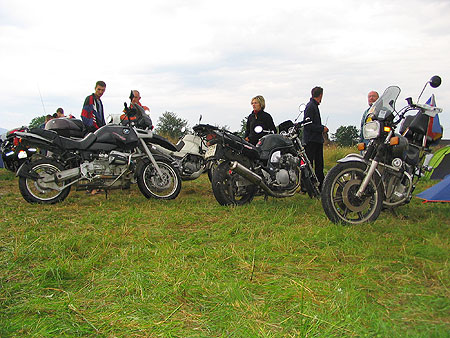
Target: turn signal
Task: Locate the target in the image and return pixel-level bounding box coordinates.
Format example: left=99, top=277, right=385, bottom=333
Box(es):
left=390, top=136, right=399, bottom=146
left=384, top=126, right=391, bottom=132
left=357, top=143, right=366, bottom=151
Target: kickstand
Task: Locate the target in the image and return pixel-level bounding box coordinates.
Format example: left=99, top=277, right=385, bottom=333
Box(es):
left=104, top=189, right=108, bottom=199
left=264, top=194, right=269, bottom=202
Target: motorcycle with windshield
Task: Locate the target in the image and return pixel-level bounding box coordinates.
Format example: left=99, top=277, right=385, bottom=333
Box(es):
left=321, top=76, right=443, bottom=225
left=13, top=102, right=181, bottom=204
left=193, top=117, right=321, bottom=206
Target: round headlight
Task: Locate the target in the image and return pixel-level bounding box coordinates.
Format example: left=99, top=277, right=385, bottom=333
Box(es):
left=363, top=121, right=381, bottom=139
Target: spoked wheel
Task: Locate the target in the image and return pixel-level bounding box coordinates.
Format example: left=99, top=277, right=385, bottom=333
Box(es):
left=137, top=158, right=181, bottom=199
left=211, top=161, right=257, bottom=206
left=321, top=161, right=384, bottom=225
left=18, top=158, right=71, bottom=204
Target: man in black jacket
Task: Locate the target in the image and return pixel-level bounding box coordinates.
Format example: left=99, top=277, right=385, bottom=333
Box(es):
left=302, top=86, right=329, bottom=190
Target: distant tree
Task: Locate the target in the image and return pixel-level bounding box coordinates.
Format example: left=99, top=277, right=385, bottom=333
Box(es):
left=155, top=111, right=188, bottom=140
left=332, top=125, right=359, bottom=147
left=29, top=115, right=46, bottom=129
left=235, top=118, right=247, bottom=137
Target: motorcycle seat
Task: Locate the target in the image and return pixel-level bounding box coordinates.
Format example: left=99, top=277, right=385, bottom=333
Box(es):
left=57, top=133, right=97, bottom=150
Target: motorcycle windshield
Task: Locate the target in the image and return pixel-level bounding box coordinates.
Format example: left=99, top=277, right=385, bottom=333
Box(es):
left=368, top=86, right=401, bottom=121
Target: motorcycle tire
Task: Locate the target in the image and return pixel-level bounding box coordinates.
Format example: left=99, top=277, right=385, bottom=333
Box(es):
left=207, top=160, right=220, bottom=183
left=321, top=161, right=384, bottom=225
left=18, top=158, right=71, bottom=204
left=136, top=158, right=181, bottom=200
left=301, top=169, right=320, bottom=199
left=211, top=161, right=257, bottom=206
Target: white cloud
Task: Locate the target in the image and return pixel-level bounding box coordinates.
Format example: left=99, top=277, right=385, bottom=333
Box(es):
left=0, top=0, right=449, bottom=138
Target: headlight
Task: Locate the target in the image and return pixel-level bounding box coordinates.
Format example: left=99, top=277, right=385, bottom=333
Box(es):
left=363, top=121, right=381, bottom=139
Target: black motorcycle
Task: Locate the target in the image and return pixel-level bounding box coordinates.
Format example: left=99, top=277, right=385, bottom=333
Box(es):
left=193, top=119, right=320, bottom=205
left=1, top=127, right=38, bottom=172
left=13, top=103, right=182, bottom=204
left=321, top=76, right=443, bottom=225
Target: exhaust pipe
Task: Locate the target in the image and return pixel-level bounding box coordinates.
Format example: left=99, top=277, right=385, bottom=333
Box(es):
left=229, top=161, right=296, bottom=198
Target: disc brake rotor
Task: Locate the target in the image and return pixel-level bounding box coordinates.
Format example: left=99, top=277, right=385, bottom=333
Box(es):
left=342, top=179, right=370, bottom=212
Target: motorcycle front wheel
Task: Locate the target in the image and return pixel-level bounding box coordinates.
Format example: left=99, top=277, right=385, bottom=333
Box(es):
left=18, top=158, right=71, bottom=204
left=321, top=161, right=384, bottom=225
left=211, top=161, right=257, bottom=206
left=137, top=158, right=181, bottom=200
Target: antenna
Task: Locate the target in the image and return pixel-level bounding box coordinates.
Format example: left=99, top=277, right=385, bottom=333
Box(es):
left=37, top=84, right=47, bottom=114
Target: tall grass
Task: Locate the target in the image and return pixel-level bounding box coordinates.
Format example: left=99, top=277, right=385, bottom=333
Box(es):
left=0, top=146, right=449, bottom=337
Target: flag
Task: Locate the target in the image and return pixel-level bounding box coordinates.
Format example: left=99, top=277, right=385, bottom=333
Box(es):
left=426, top=94, right=443, bottom=141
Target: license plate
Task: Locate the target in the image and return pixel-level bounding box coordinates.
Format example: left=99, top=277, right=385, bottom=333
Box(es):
left=205, top=144, right=217, bottom=159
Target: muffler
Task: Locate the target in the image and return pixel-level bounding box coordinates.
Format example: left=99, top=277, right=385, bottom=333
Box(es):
left=229, top=161, right=296, bottom=198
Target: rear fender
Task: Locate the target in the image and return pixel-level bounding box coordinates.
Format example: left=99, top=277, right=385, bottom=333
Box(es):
left=16, top=161, right=40, bottom=180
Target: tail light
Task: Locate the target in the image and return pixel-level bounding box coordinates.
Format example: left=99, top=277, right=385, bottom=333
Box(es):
left=206, top=133, right=217, bottom=146
left=206, top=133, right=217, bottom=141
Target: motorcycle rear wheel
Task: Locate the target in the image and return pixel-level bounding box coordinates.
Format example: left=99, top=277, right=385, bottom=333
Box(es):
left=137, top=158, right=181, bottom=199
left=321, top=161, right=384, bottom=225
left=211, top=161, right=257, bottom=206
left=18, top=158, right=71, bottom=204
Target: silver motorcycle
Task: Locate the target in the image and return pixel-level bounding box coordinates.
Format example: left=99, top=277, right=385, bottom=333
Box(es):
left=321, top=76, right=443, bottom=225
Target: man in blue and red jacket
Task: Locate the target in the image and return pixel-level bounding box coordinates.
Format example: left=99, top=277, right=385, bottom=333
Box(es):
left=81, top=81, right=106, bottom=133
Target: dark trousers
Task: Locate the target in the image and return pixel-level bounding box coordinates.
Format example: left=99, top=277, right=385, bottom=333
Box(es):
left=305, top=142, right=325, bottom=189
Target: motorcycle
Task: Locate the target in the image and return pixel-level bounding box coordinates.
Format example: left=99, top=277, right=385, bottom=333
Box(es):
left=152, top=129, right=211, bottom=181
left=1, top=127, right=38, bottom=172
left=13, top=102, right=182, bottom=204
left=193, top=118, right=321, bottom=206
left=109, top=110, right=211, bottom=181
left=321, top=75, right=443, bottom=225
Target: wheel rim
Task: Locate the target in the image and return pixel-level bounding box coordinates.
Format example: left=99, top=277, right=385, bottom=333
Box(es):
left=25, top=163, right=64, bottom=201
left=330, top=167, right=379, bottom=223
left=142, top=161, right=178, bottom=198
left=220, top=170, right=254, bottom=204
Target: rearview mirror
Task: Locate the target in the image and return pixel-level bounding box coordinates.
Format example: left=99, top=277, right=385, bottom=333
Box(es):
left=430, top=75, right=442, bottom=88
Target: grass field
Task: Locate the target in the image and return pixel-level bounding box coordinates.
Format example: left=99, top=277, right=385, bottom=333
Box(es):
left=0, top=146, right=449, bottom=337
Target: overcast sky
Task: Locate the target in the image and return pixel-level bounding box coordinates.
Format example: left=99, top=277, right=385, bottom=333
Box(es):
left=1, top=0, right=449, bottom=136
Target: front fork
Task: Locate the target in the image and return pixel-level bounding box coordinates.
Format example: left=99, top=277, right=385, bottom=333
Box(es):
left=139, top=138, right=164, bottom=177
left=356, top=131, right=392, bottom=197
left=356, top=159, right=378, bottom=198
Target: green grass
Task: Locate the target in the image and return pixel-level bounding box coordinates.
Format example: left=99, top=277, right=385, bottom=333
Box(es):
left=0, top=147, right=449, bottom=337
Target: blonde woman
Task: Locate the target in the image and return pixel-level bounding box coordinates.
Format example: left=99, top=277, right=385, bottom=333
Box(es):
left=244, top=95, right=277, bottom=145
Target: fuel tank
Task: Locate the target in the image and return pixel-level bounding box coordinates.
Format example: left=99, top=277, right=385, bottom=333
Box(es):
left=94, top=125, right=139, bottom=150
left=257, top=134, right=294, bottom=161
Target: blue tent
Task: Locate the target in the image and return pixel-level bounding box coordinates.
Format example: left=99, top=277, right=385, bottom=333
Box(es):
left=416, top=175, right=450, bottom=203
